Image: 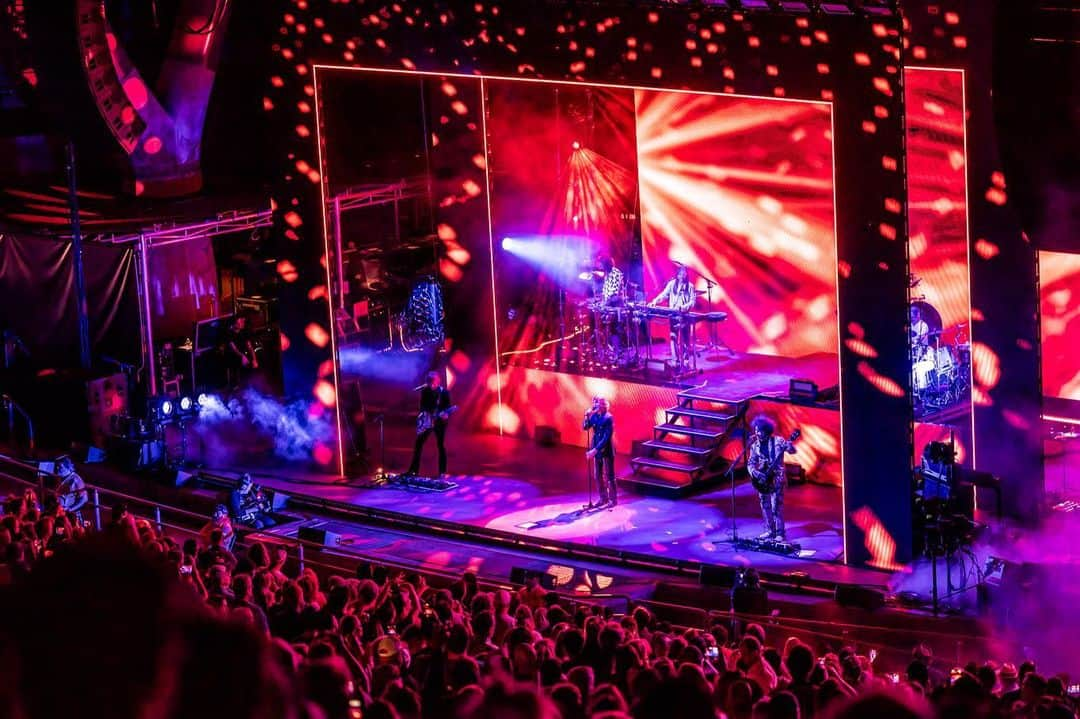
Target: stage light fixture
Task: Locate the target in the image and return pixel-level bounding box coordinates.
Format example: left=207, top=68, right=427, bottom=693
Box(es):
left=177, top=395, right=198, bottom=421
left=197, top=393, right=211, bottom=407
left=501, top=237, right=517, bottom=251
left=148, top=396, right=175, bottom=424
left=571, top=140, right=581, bottom=151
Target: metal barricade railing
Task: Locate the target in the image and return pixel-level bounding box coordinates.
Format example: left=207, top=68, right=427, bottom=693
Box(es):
left=0, top=453, right=991, bottom=666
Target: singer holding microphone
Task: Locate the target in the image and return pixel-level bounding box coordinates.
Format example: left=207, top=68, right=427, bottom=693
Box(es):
left=582, top=396, right=617, bottom=507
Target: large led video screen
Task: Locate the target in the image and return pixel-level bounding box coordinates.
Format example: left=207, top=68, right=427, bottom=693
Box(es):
left=904, top=67, right=974, bottom=460
left=1040, top=250, right=1080, bottom=402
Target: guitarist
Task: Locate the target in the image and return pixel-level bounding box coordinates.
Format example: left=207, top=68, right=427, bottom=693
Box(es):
left=748, top=415, right=797, bottom=541
left=405, top=371, right=453, bottom=478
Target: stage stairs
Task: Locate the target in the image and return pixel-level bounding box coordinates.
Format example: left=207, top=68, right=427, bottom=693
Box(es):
left=624, top=385, right=748, bottom=498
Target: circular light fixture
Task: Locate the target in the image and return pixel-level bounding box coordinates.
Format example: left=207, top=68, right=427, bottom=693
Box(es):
left=197, top=393, right=210, bottom=407
left=160, top=399, right=174, bottom=417
left=179, top=396, right=193, bottom=412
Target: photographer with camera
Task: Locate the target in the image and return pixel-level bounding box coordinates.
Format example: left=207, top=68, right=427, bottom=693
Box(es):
left=229, top=473, right=274, bottom=529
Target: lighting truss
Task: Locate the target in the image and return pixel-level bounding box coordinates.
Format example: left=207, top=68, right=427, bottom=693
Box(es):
left=89, top=208, right=275, bottom=247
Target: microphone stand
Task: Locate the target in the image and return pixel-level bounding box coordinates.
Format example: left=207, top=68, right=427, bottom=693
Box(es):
left=724, top=433, right=754, bottom=544
left=583, top=410, right=596, bottom=511
left=684, top=265, right=732, bottom=359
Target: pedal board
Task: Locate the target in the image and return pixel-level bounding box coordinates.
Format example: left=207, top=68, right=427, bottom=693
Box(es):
left=387, top=473, right=459, bottom=493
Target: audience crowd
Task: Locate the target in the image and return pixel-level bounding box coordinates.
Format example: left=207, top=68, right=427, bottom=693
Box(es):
left=1, top=484, right=1077, bottom=719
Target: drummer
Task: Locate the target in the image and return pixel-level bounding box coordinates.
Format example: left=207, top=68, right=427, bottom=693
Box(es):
left=589, top=252, right=627, bottom=361
left=592, top=252, right=626, bottom=307
left=910, top=305, right=930, bottom=355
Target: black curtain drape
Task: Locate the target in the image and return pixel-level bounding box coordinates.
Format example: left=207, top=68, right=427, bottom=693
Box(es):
left=0, top=232, right=140, bottom=370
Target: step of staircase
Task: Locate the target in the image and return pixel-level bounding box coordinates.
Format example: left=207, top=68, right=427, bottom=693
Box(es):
left=654, top=423, right=724, bottom=441
left=640, top=440, right=714, bottom=457
left=630, top=457, right=704, bottom=474
left=665, top=406, right=736, bottom=424
left=677, top=387, right=747, bottom=405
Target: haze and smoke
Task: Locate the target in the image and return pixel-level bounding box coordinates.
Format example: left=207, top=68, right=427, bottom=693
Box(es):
left=188, top=389, right=335, bottom=467
left=889, top=515, right=1080, bottom=674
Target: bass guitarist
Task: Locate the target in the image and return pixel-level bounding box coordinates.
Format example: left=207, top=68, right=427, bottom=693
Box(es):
left=405, top=371, right=454, bottom=478
left=747, top=415, right=797, bottom=541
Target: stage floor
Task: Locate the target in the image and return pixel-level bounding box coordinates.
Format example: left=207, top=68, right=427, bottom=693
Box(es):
left=240, top=430, right=847, bottom=572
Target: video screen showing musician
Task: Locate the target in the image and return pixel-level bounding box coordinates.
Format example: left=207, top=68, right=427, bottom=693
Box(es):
left=590, top=252, right=626, bottom=308
left=583, top=396, right=617, bottom=507
left=55, top=457, right=88, bottom=522
left=588, top=252, right=628, bottom=362
left=225, top=313, right=259, bottom=387
left=748, top=416, right=796, bottom=540
left=649, top=264, right=698, bottom=368
left=910, top=305, right=930, bottom=354
left=229, top=473, right=274, bottom=529
left=405, top=371, right=454, bottom=478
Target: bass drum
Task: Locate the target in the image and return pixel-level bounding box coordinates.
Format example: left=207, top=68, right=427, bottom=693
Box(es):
left=933, top=346, right=956, bottom=376
left=913, top=359, right=936, bottom=391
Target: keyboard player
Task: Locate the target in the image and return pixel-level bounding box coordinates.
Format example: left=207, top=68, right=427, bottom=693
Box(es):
left=648, top=264, right=698, bottom=369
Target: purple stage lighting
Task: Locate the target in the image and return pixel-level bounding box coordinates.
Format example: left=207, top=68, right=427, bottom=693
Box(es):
left=500, top=234, right=596, bottom=288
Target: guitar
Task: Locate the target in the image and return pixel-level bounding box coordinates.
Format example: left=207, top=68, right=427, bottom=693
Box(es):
left=748, top=429, right=801, bottom=494
left=416, top=405, right=458, bottom=434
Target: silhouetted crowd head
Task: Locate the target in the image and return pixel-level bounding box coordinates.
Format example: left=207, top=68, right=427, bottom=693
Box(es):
left=0, top=489, right=1077, bottom=719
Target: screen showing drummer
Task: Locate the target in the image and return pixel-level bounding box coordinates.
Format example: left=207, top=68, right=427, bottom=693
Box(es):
left=909, top=299, right=971, bottom=418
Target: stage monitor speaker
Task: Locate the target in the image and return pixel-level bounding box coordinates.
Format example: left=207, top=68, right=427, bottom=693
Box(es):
left=269, top=490, right=290, bottom=511
left=789, top=379, right=818, bottom=404
left=535, top=426, right=561, bottom=447
left=173, top=469, right=196, bottom=487
left=834, top=584, right=885, bottom=611
left=699, top=565, right=740, bottom=588
left=510, top=566, right=556, bottom=590
left=297, top=525, right=341, bottom=547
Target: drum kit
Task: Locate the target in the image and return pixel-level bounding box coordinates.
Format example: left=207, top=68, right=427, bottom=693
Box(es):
left=909, top=292, right=971, bottom=413
left=575, top=295, right=644, bottom=370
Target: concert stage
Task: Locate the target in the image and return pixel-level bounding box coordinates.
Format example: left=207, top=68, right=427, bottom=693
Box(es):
left=215, top=427, right=850, bottom=580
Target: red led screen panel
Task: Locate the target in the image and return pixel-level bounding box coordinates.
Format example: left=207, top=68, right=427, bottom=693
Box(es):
left=1040, top=250, right=1080, bottom=401
left=904, top=67, right=973, bottom=434
left=745, top=399, right=842, bottom=487
left=905, top=69, right=971, bottom=334
left=489, top=366, right=679, bottom=454
left=637, top=90, right=837, bottom=357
